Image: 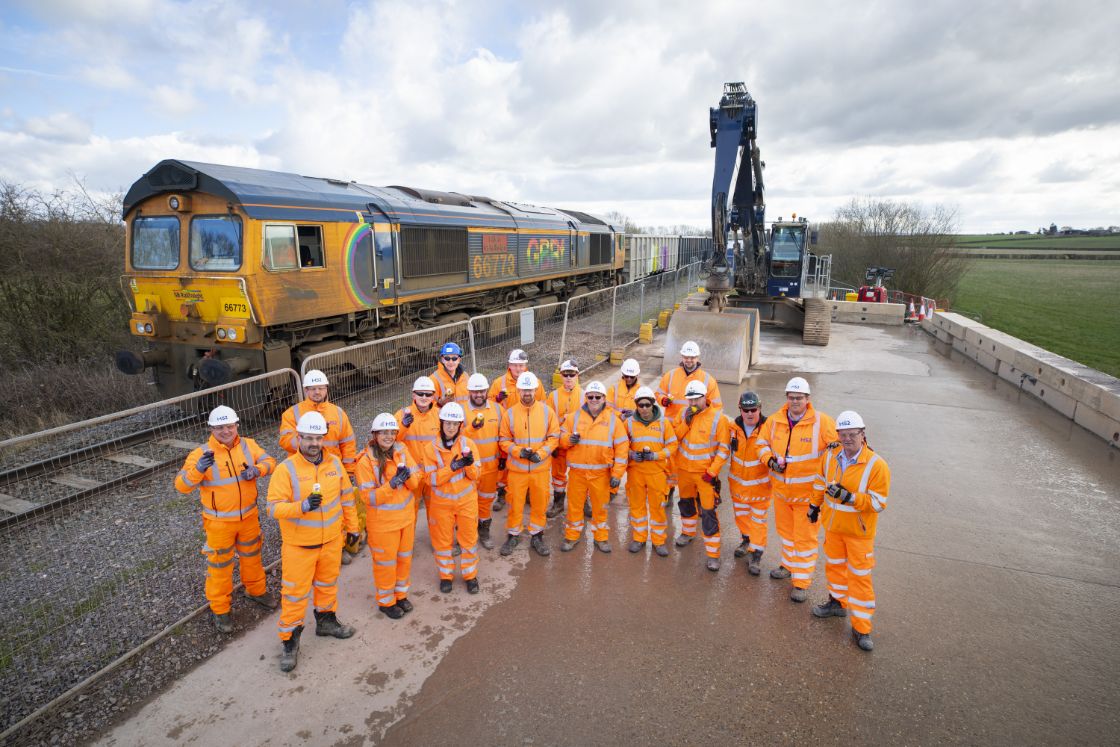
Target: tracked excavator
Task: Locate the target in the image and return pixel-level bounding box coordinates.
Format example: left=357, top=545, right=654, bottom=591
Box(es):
left=665, top=82, right=832, bottom=383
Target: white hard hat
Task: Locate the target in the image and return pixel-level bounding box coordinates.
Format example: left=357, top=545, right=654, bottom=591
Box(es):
left=785, top=376, right=811, bottom=394
left=296, top=411, right=328, bottom=435
left=508, top=348, right=529, bottom=364
left=371, top=412, right=399, bottom=432
left=439, top=402, right=465, bottom=422
left=684, top=380, right=707, bottom=398
left=516, top=371, right=539, bottom=390
left=634, top=386, right=656, bottom=402
left=412, top=375, right=436, bottom=392
left=467, top=373, right=489, bottom=391
left=584, top=381, right=607, bottom=395
left=303, top=369, right=328, bottom=388
left=208, top=405, right=238, bottom=426
left=680, top=340, right=701, bottom=357
left=559, top=358, right=579, bottom=372
left=620, top=358, right=640, bottom=376
left=836, top=410, right=866, bottom=430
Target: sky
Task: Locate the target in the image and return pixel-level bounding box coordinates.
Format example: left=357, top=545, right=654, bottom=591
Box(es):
left=1, top=0, right=1118, bottom=233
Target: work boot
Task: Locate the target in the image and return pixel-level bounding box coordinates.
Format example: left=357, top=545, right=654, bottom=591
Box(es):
left=706, top=557, right=721, bottom=572
left=314, top=610, right=355, bottom=639
left=734, top=536, right=751, bottom=558
left=380, top=604, right=404, bottom=620
left=440, top=579, right=453, bottom=593
left=530, top=532, right=551, bottom=557
left=279, top=626, right=302, bottom=672
left=500, top=534, right=519, bottom=556
left=243, top=589, right=279, bottom=610
left=583, top=498, right=592, bottom=518
left=466, top=578, right=480, bottom=595
left=212, top=612, right=233, bottom=634
left=595, top=540, right=612, bottom=554
left=547, top=491, right=566, bottom=518
left=769, top=565, right=791, bottom=580
left=492, top=487, right=506, bottom=511
left=396, top=598, right=414, bottom=614
left=747, top=550, right=763, bottom=576
left=654, top=543, right=669, bottom=557
left=675, top=533, right=694, bottom=547
left=560, top=537, right=579, bottom=552
left=478, top=519, right=494, bottom=550
left=812, top=596, right=848, bottom=618
left=853, top=629, right=874, bottom=652
left=789, top=587, right=808, bottom=603
left=340, top=551, right=352, bottom=566
left=628, top=540, right=644, bottom=553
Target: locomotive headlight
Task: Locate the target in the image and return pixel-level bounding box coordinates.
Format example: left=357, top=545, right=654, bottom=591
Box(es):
left=144, top=322, right=153, bottom=334
left=217, top=327, right=227, bottom=340
left=168, top=196, right=180, bottom=210
left=226, top=328, right=237, bottom=341
left=136, top=322, right=145, bottom=334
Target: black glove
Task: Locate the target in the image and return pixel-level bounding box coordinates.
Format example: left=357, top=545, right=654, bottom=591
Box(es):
left=630, top=450, right=643, bottom=462
left=239, top=465, right=261, bottom=481
left=495, top=390, right=507, bottom=404
left=304, top=492, right=323, bottom=512
left=460, top=451, right=474, bottom=465
left=767, top=457, right=786, bottom=473
left=389, top=466, right=409, bottom=489
left=684, top=407, right=697, bottom=425
left=620, top=409, right=633, bottom=419
left=197, top=450, right=215, bottom=472
left=729, top=435, right=739, bottom=452
left=660, top=396, right=671, bottom=407
left=826, top=483, right=853, bottom=504
left=642, top=447, right=655, bottom=461
left=519, top=447, right=534, bottom=459
left=568, top=432, right=581, bottom=445
left=712, top=477, right=722, bottom=496
left=498, top=456, right=507, bottom=470
left=451, top=455, right=473, bottom=470
left=609, top=477, right=621, bottom=489
left=346, top=532, right=360, bottom=546
left=528, top=452, right=542, bottom=464
left=827, top=440, right=841, bottom=449
left=807, top=504, right=820, bottom=523
left=471, top=414, right=485, bottom=430
left=401, top=411, right=414, bottom=427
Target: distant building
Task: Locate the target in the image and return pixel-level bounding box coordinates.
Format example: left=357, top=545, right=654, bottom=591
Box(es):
left=1049, top=223, right=1058, bottom=235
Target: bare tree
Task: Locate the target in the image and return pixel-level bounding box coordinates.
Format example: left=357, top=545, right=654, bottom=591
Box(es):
left=818, top=197, right=969, bottom=300
left=603, top=210, right=643, bottom=234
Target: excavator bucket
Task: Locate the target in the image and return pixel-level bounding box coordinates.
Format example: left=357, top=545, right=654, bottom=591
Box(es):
left=664, top=300, right=759, bottom=384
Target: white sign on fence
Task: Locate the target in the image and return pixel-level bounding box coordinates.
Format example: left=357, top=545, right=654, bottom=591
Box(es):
left=520, top=308, right=535, bottom=346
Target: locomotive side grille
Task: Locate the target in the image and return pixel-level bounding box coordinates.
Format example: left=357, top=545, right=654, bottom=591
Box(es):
left=400, top=226, right=469, bottom=277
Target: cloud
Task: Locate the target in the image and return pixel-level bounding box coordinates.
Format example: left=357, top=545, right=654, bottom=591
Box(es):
left=21, top=111, right=91, bottom=143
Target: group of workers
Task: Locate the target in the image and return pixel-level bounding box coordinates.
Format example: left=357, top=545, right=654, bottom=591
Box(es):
left=175, top=339, right=891, bottom=672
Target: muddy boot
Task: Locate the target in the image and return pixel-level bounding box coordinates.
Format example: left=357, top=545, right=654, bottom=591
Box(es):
left=500, top=534, right=519, bottom=556
left=769, top=565, right=791, bottom=580
left=314, top=610, right=355, bottom=639
left=853, top=628, right=874, bottom=651
left=812, top=596, right=848, bottom=618
left=440, top=579, right=453, bottom=593
left=560, top=537, right=579, bottom=552
left=706, top=557, right=721, bottom=572
left=279, top=626, right=302, bottom=672
left=583, top=497, right=592, bottom=518
left=789, top=587, right=808, bottom=603
left=212, top=612, right=233, bottom=634
left=243, top=589, right=279, bottom=610
left=530, top=532, right=551, bottom=557
left=675, top=533, right=694, bottom=547
left=734, top=536, right=751, bottom=558
left=654, top=543, right=670, bottom=557
left=380, top=604, right=404, bottom=619
left=747, top=549, right=763, bottom=576
left=478, top=519, right=494, bottom=550
left=396, top=598, right=414, bottom=614
left=340, top=550, right=352, bottom=566
left=628, top=540, right=644, bottom=553
left=546, top=491, right=566, bottom=518
left=595, top=540, right=612, bottom=554
left=492, top=487, right=506, bottom=511
left=466, top=578, right=480, bottom=594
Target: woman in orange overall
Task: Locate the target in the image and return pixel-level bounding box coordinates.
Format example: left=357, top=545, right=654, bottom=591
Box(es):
left=423, top=403, right=482, bottom=594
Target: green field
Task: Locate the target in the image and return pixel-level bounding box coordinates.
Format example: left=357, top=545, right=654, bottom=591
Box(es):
left=952, top=260, right=1120, bottom=377
left=954, top=234, right=1120, bottom=251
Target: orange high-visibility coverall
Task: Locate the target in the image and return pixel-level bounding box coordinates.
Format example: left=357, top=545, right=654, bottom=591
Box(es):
left=548, top=384, right=583, bottom=493
left=625, top=406, right=678, bottom=546
left=655, top=365, right=723, bottom=421
left=395, top=405, right=441, bottom=517
left=489, top=369, right=546, bottom=405
left=607, top=379, right=641, bottom=417
left=673, top=406, right=730, bottom=558
left=499, top=401, right=559, bottom=537
left=757, top=402, right=838, bottom=589
left=466, top=400, right=504, bottom=520
left=431, top=364, right=470, bottom=407
left=560, top=406, right=629, bottom=542
left=423, top=434, right=481, bottom=580
left=354, top=442, right=420, bottom=607
left=727, top=414, right=771, bottom=553
left=267, top=453, right=358, bottom=641
left=812, top=445, right=891, bottom=634
left=176, top=435, right=276, bottom=615
left=279, top=399, right=361, bottom=549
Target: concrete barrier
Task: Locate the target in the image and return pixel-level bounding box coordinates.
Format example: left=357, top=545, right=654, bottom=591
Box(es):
left=923, top=312, right=1120, bottom=447
left=829, top=300, right=905, bottom=325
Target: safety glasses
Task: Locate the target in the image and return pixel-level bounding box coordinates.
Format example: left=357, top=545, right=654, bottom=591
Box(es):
left=414, top=392, right=434, bottom=398
left=585, top=395, right=604, bottom=401
left=441, top=355, right=460, bottom=362
left=740, top=407, right=759, bottom=413
left=635, top=401, right=654, bottom=408
left=561, top=371, right=578, bottom=377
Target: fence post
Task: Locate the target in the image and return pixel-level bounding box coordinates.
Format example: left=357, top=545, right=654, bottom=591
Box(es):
left=557, top=298, right=571, bottom=371
left=638, top=282, right=645, bottom=327
left=609, top=287, right=617, bottom=351
left=466, top=319, right=478, bottom=373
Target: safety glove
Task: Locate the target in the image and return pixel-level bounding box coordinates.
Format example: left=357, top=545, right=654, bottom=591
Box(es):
left=389, top=465, right=410, bottom=489
left=528, top=452, right=543, bottom=464
left=239, top=465, right=261, bottom=481
left=303, top=487, right=323, bottom=512
left=450, top=456, right=469, bottom=471
left=700, top=473, right=714, bottom=484
left=620, top=409, right=634, bottom=419
left=568, top=432, right=581, bottom=445
left=767, top=457, right=786, bottom=473
left=629, top=450, right=642, bottom=462
left=471, top=414, right=485, bottom=430
left=197, top=450, right=215, bottom=472
left=826, top=483, right=853, bottom=504
left=642, top=447, right=654, bottom=461
left=498, top=456, right=507, bottom=470
left=807, top=504, right=821, bottom=523
left=495, top=390, right=508, bottom=404
left=401, top=409, right=414, bottom=427
left=659, top=396, right=671, bottom=407
left=609, top=477, right=621, bottom=489
left=519, top=447, right=534, bottom=460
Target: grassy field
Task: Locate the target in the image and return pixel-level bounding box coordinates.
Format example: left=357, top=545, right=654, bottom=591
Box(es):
left=954, top=234, right=1120, bottom=251
left=952, top=260, right=1120, bottom=377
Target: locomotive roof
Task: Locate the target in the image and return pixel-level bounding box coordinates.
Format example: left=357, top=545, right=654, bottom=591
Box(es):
left=123, top=160, right=616, bottom=232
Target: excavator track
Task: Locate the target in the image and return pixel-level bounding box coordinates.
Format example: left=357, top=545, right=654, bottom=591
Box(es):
left=801, top=298, right=831, bottom=346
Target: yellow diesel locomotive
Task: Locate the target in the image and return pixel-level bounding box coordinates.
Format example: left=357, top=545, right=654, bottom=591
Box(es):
left=116, top=160, right=622, bottom=397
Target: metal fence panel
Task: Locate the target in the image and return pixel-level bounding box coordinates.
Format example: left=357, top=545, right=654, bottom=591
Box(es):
left=469, top=303, right=568, bottom=388
left=0, top=368, right=302, bottom=734
left=556, top=287, right=617, bottom=377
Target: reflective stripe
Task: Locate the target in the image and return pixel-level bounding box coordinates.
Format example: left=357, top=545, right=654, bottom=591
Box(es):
left=728, top=473, right=768, bottom=487
left=569, top=463, right=610, bottom=470
left=239, top=547, right=262, bottom=558
left=869, top=491, right=886, bottom=512
left=848, top=596, right=876, bottom=609
left=202, top=505, right=258, bottom=519
left=236, top=536, right=260, bottom=548
left=731, top=455, right=761, bottom=467
left=850, top=609, right=873, bottom=620
left=824, top=497, right=858, bottom=512
left=284, top=591, right=311, bottom=603
left=313, top=578, right=337, bottom=588
left=846, top=563, right=872, bottom=576
left=201, top=475, right=239, bottom=487
left=207, top=557, right=235, bottom=569
left=177, top=470, right=200, bottom=488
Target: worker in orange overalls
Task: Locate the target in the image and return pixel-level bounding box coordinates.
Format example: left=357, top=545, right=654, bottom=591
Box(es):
left=498, top=371, right=560, bottom=558
left=432, top=341, right=469, bottom=407
left=607, top=358, right=642, bottom=419
left=727, top=391, right=771, bottom=576
left=757, top=376, right=838, bottom=603
left=279, top=369, right=362, bottom=565
left=808, top=410, right=891, bottom=652
left=624, top=386, right=678, bottom=555
left=488, top=349, right=545, bottom=512
left=354, top=412, right=421, bottom=620
left=423, top=403, right=482, bottom=594
left=465, top=373, right=504, bottom=550
left=546, top=358, right=583, bottom=519
left=558, top=381, right=629, bottom=553
left=656, top=340, right=722, bottom=507
left=175, top=405, right=277, bottom=633
left=395, top=375, right=442, bottom=525
left=267, top=411, right=360, bottom=673
left=672, top=380, right=730, bottom=571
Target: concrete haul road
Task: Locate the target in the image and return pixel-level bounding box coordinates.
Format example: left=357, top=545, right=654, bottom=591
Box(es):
left=101, top=324, right=1120, bottom=746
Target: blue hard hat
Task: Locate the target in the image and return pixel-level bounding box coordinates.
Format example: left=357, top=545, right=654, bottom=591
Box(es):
left=440, top=342, right=462, bottom=357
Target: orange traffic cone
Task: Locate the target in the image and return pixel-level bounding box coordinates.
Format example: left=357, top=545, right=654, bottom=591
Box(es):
left=906, top=301, right=917, bottom=323
left=917, top=302, right=925, bottom=321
